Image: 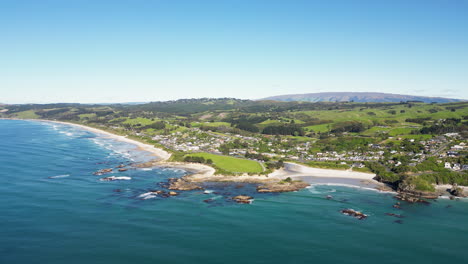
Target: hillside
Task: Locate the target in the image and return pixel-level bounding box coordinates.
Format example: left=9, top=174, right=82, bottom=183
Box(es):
left=261, top=92, right=464, bottom=103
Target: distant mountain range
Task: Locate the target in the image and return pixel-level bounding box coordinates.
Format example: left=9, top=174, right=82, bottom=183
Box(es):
left=260, top=92, right=464, bottom=103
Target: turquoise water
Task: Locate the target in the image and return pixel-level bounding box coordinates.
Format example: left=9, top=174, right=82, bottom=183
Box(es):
left=1, top=119, right=467, bottom=264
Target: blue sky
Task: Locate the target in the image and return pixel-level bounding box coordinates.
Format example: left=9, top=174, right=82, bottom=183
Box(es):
left=1, top=0, right=467, bottom=103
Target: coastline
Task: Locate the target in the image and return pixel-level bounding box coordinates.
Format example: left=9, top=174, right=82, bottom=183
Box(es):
left=2, top=118, right=389, bottom=191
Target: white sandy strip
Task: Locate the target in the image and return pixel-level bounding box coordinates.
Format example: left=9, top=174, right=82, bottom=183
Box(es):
left=42, top=120, right=172, bottom=160
left=269, top=162, right=377, bottom=180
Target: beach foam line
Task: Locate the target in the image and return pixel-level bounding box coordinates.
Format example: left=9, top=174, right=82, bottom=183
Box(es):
left=308, top=183, right=396, bottom=193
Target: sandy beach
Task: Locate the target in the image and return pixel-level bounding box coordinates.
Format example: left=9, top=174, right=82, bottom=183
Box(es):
left=41, top=120, right=172, bottom=160
left=270, top=162, right=377, bottom=180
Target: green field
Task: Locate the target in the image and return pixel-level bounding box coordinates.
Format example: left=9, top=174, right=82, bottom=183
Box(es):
left=123, top=117, right=156, bottom=125
left=185, top=152, right=264, bottom=174
left=14, top=110, right=39, bottom=119
left=191, top=122, right=231, bottom=128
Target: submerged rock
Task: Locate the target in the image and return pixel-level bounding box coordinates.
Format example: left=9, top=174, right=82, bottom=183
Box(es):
left=168, top=191, right=178, bottom=196
left=118, top=168, right=128, bottom=172
left=340, top=209, right=367, bottom=220
left=385, top=213, right=404, bottom=218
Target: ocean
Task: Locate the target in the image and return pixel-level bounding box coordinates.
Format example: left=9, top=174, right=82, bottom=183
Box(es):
left=1, top=119, right=467, bottom=264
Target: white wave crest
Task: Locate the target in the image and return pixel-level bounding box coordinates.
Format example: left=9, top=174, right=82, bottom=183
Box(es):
left=138, top=192, right=157, bottom=200
left=48, top=174, right=70, bottom=179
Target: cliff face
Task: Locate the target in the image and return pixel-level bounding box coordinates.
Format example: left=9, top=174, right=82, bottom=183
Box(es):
left=261, top=92, right=463, bottom=103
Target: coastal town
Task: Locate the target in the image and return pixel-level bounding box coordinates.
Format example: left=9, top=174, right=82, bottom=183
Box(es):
left=1, top=98, right=467, bottom=199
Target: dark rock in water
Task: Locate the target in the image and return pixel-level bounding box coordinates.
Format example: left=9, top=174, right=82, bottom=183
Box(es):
left=232, top=195, right=253, bottom=204
left=394, top=220, right=404, bottom=224
left=393, top=202, right=401, bottom=209
left=113, top=189, right=122, bottom=192
left=235, top=184, right=245, bottom=189
left=116, top=164, right=125, bottom=168
left=385, top=213, right=404, bottom=218
left=340, top=209, right=367, bottom=220
left=203, top=199, right=213, bottom=203
left=168, top=191, right=178, bottom=196
left=326, top=195, right=333, bottom=200
left=446, top=205, right=452, bottom=208
left=449, top=184, right=466, bottom=197
left=93, top=168, right=113, bottom=175
left=118, top=168, right=128, bottom=172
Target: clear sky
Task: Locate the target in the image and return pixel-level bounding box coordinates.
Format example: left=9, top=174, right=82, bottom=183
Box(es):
left=1, top=0, right=467, bottom=103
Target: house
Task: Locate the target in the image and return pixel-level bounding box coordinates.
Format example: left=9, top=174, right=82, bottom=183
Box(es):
left=444, top=162, right=451, bottom=169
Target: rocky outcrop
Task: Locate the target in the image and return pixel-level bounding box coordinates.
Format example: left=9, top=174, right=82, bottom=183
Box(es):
left=93, top=168, right=113, bottom=175
left=340, top=209, right=367, bottom=220
left=257, top=180, right=309, bottom=193
left=232, top=195, right=253, bottom=204
left=449, top=184, right=466, bottom=197
left=395, top=191, right=437, bottom=203
left=168, top=177, right=203, bottom=191
left=132, top=159, right=159, bottom=168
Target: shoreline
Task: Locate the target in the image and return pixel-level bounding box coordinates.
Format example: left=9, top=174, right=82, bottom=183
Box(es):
left=35, top=119, right=172, bottom=161
left=2, top=118, right=390, bottom=191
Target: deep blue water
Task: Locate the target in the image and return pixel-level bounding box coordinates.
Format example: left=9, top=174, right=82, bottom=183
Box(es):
left=1, top=119, right=467, bottom=264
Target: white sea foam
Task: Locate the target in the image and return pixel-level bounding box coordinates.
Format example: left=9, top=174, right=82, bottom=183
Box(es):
left=138, top=192, right=157, bottom=199
left=48, top=174, right=70, bottom=179
left=310, top=183, right=396, bottom=193
left=99, top=176, right=132, bottom=181
left=140, top=168, right=152, bottom=171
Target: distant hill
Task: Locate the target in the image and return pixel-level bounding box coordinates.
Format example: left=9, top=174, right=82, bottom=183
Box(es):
left=260, top=92, right=464, bottom=103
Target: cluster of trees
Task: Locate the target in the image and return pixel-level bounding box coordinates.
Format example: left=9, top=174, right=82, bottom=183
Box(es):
left=183, top=156, right=213, bottom=164
left=399, top=139, right=424, bottom=153
left=143, top=121, right=166, bottom=130
left=262, top=124, right=305, bottom=136
left=405, top=117, right=431, bottom=124
left=365, top=162, right=402, bottom=185
left=245, top=152, right=270, bottom=162
left=266, top=160, right=284, bottom=170
left=419, top=171, right=468, bottom=186
left=331, top=121, right=365, bottom=133
left=419, top=122, right=466, bottom=135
